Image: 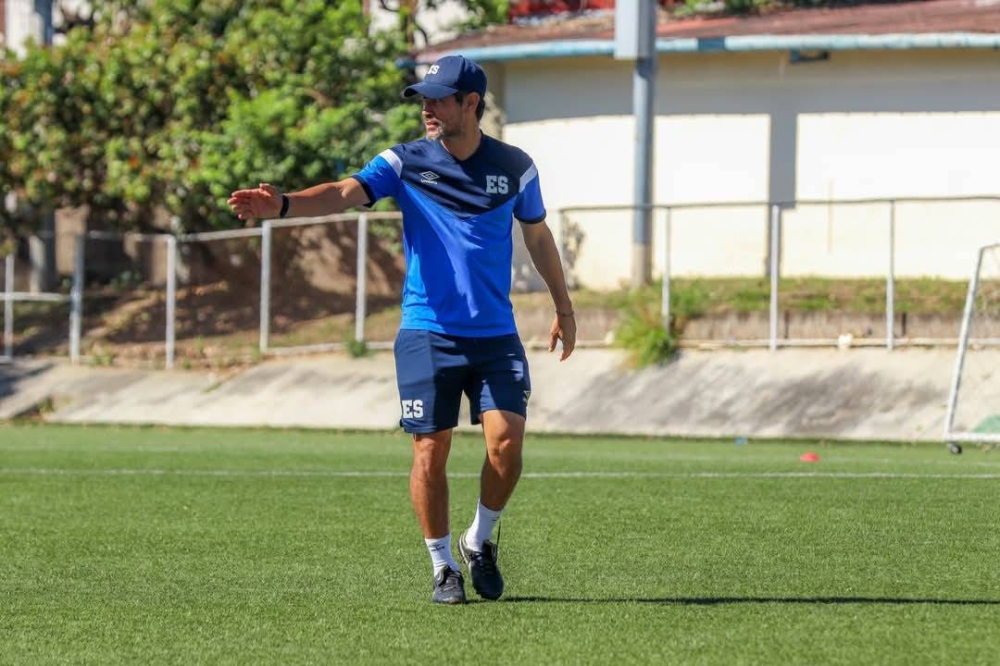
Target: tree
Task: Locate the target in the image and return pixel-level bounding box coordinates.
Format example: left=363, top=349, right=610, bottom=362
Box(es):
left=0, top=0, right=518, bottom=237
left=154, top=0, right=419, bottom=231
left=0, top=52, right=20, bottom=247
left=376, top=0, right=509, bottom=48
left=0, top=1, right=423, bottom=235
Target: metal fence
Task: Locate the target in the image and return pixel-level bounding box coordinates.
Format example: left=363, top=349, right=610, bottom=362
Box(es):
left=262, top=212, right=404, bottom=356
left=2, top=195, right=998, bottom=366
left=65, top=212, right=399, bottom=368
left=0, top=251, right=72, bottom=364
left=558, top=195, right=1000, bottom=351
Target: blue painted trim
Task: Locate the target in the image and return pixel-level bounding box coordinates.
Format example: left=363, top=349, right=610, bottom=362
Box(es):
left=418, top=33, right=1000, bottom=63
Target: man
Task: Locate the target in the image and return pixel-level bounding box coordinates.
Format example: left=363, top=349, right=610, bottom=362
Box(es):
left=227, top=55, right=575, bottom=605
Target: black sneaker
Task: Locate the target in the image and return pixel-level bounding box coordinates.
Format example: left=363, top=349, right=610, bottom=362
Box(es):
left=431, top=566, right=466, bottom=605
left=458, top=530, right=504, bottom=600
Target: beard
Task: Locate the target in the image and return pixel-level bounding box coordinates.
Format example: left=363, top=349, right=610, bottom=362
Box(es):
left=425, top=119, right=462, bottom=141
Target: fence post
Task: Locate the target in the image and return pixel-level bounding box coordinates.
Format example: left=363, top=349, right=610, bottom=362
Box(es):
left=165, top=235, right=177, bottom=369
left=70, top=235, right=85, bottom=364
left=260, top=221, right=272, bottom=354
left=355, top=214, right=369, bottom=344
left=769, top=205, right=781, bottom=352
left=661, top=207, right=672, bottom=332
left=886, top=200, right=896, bottom=350
left=2, top=254, right=13, bottom=360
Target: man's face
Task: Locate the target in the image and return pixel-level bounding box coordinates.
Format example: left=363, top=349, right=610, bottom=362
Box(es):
left=421, top=94, right=466, bottom=139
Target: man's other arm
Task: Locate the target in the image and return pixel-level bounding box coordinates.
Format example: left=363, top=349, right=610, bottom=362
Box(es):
left=521, top=220, right=576, bottom=361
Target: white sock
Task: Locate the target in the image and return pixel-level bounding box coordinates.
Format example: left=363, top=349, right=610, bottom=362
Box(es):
left=424, top=535, right=459, bottom=574
left=465, top=501, right=503, bottom=550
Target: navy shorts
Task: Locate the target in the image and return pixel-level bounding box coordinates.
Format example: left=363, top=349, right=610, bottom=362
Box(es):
left=394, top=329, right=531, bottom=434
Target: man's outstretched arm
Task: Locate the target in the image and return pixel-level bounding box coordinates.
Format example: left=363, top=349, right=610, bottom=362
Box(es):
left=521, top=220, right=576, bottom=361
left=227, top=178, right=370, bottom=222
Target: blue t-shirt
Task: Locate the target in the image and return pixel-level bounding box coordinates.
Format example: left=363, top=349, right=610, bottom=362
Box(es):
left=352, top=134, right=546, bottom=337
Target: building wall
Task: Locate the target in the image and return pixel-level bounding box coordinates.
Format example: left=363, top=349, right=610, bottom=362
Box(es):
left=4, top=0, right=38, bottom=53
left=499, top=49, right=1000, bottom=288
left=2, top=0, right=53, bottom=54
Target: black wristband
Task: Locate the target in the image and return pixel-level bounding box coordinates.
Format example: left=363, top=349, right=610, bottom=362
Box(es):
left=279, top=193, right=290, bottom=219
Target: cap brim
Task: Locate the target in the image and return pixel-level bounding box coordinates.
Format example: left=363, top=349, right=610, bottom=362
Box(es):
left=402, top=81, right=459, bottom=100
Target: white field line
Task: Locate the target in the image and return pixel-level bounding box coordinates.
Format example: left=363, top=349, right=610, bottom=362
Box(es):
left=3, top=468, right=1000, bottom=480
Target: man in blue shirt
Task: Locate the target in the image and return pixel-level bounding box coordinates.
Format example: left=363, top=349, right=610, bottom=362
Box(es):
left=228, top=55, right=575, bottom=605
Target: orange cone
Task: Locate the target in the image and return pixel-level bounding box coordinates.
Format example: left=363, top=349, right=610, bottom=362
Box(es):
left=799, top=452, right=820, bottom=463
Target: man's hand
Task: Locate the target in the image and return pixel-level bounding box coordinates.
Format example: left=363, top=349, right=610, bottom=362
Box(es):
left=549, top=312, right=576, bottom=361
left=227, top=183, right=283, bottom=221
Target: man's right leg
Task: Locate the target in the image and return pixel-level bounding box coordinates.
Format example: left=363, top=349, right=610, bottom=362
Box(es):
left=411, top=428, right=456, bottom=554
left=395, top=330, right=469, bottom=604
left=411, top=429, right=465, bottom=604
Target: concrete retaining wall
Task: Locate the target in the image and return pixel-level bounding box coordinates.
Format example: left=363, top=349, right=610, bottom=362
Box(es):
left=4, top=346, right=991, bottom=443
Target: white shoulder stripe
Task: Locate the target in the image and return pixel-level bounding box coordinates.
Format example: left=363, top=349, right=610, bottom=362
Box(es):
left=379, top=149, right=402, bottom=176
left=519, top=163, right=538, bottom=193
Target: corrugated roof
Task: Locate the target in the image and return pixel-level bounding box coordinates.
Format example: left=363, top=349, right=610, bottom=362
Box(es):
left=420, top=0, right=1000, bottom=56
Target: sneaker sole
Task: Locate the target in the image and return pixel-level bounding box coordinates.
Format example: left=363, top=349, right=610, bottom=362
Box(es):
left=432, top=595, right=466, bottom=605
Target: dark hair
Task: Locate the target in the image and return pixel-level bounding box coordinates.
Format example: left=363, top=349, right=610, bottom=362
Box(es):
left=454, top=92, right=486, bottom=121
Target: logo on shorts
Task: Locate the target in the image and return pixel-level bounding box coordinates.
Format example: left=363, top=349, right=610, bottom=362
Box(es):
left=523, top=390, right=531, bottom=403
left=401, top=399, right=425, bottom=419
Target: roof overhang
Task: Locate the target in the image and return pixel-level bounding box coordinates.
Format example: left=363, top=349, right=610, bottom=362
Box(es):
left=418, top=32, right=1000, bottom=64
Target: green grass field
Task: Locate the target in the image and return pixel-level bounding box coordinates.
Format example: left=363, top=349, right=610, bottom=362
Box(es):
left=2, top=424, right=999, bottom=665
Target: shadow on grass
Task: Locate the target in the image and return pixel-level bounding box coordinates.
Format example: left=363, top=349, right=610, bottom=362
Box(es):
left=503, top=596, right=1000, bottom=606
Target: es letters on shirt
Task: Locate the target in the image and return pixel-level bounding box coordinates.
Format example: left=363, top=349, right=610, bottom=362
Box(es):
left=486, top=175, right=509, bottom=195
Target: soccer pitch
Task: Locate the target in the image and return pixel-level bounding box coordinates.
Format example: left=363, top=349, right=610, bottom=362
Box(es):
left=2, top=425, right=999, bottom=665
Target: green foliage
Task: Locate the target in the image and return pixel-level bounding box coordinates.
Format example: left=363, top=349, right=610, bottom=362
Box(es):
left=345, top=339, right=372, bottom=358
left=2, top=23, right=171, bottom=231
left=386, top=0, right=508, bottom=46
left=612, top=276, right=972, bottom=367
left=614, top=279, right=718, bottom=367
left=439, top=0, right=509, bottom=31
left=682, top=0, right=824, bottom=14
left=0, top=50, right=17, bottom=234
left=0, top=0, right=421, bottom=234
left=0, top=0, right=514, bottom=236
left=86, top=344, right=117, bottom=367
left=719, top=0, right=774, bottom=11
left=670, top=278, right=711, bottom=322
left=614, top=285, right=677, bottom=368
left=647, top=277, right=970, bottom=315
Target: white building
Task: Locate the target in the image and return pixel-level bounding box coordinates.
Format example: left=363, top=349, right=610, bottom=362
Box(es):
left=0, top=0, right=54, bottom=54
left=422, top=0, right=1000, bottom=288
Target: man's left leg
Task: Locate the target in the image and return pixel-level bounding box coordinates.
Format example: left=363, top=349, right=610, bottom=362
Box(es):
left=478, top=408, right=525, bottom=518
left=459, top=409, right=524, bottom=600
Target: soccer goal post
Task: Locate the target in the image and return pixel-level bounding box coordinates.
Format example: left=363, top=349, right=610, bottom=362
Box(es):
left=944, top=242, right=1000, bottom=451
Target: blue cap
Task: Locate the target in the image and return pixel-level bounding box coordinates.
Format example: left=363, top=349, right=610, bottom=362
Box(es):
left=403, top=55, right=487, bottom=100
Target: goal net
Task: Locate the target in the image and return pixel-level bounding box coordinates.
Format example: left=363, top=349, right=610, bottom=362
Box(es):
left=944, top=242, right=1000, bottom=448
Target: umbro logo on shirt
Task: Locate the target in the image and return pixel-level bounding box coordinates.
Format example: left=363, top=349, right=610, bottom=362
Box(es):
left=420, top=171, right=440, bottom=184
